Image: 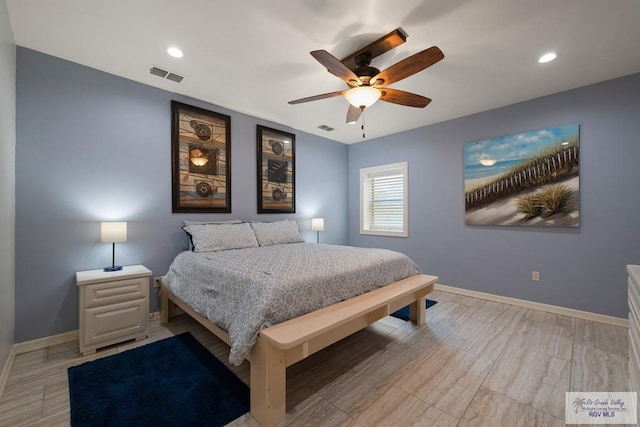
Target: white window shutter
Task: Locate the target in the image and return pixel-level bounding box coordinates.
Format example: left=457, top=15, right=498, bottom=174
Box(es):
left=360, top=162, right=408, bottom=237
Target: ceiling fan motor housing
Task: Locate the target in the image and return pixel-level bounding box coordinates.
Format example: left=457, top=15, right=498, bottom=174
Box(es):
left=353, top=52, right=381, bottom=85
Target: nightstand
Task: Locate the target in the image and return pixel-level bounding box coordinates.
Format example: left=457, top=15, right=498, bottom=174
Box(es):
left=76, top=265, right=151, bottom=355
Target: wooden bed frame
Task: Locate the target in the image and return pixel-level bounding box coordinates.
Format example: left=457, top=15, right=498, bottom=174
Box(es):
left=160, top=273, right=437, bottom=427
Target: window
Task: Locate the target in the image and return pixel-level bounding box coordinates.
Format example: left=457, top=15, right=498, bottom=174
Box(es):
left=360, top=162, right=408, bottom=237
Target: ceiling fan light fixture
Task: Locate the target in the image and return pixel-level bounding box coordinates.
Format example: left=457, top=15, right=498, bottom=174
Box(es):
left=345, top=86, right=381, bottom=109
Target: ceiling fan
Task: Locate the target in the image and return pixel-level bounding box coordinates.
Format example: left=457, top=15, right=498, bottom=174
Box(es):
left=288, top=28, right=444, bottom=124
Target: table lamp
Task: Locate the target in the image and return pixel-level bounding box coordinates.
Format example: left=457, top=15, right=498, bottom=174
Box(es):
left=101, top=222, right=127, bottom=271
left=311, top=218, right=324, bottom=243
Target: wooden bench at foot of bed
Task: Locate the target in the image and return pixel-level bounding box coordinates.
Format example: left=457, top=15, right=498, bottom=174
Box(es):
left=161, top=273, right=437, bottom=427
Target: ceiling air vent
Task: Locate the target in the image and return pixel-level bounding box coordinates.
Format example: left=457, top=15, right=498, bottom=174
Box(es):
left=318, top=125, right=334, bottom=132
left=149, top=66, right=184, bottom=83
left=166, top=73, right=184, bottom=83
left=149, top=66, right=168, bottom=78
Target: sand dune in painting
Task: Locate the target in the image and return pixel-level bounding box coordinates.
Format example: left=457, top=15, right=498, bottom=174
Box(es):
left=465, top=176, right=579, bottom=227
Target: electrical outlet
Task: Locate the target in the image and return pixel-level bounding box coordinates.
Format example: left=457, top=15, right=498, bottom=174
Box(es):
left=153, top=277, right=162, bottom=288
left=531, top=271, right=540, bottom=281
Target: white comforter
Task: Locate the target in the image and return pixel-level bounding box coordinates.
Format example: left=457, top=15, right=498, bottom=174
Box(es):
left=162, top=243, right=421, bottom=365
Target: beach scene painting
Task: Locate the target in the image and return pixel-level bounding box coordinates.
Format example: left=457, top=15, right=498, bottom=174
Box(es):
left=464, top=124, right=580, bottom=227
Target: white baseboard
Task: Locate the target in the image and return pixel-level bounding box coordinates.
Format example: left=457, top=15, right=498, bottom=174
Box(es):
left=435, top=283, right=628, bottom=328
left=0, top=345, right=16, bottom=401
left=13, top=330, right=78, bottom=355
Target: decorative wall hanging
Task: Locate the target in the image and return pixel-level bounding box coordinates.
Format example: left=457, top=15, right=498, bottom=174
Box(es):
left=464, top=124, right=580, bottom=227
left=257, top=125, right=295, bottom=213
left=171, top=101, right=231, bottom=213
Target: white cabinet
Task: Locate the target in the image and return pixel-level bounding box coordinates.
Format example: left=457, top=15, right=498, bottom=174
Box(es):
left=76, top=265, right=151, bottom=355
left=628, top=264, right=640, bottom=421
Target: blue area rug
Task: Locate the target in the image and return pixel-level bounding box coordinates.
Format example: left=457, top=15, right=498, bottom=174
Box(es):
left=68, top=332, right=249, bottom=427
left=390, top=299, right=438, bottom=320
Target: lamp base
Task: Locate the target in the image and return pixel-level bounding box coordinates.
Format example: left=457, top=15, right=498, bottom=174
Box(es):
left=103, top=265, right=123, bottom=272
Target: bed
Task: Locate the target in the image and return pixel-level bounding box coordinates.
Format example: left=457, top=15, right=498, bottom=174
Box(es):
left=160, top=220, right=437, bottom=427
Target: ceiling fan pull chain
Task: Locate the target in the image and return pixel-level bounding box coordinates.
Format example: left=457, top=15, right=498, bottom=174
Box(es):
left=362, top=109, right=366, bottom=139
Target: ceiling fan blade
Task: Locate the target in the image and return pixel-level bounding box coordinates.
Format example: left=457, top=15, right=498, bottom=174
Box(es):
left=346, top=105, right=362, bottom=124
left=288, top=90, right=346, bottom=104
left=341, top=28, right=407, bottom=70
left=380, top=88, right=432, bottom=108
left=372, top=46, right=444, bottom=86
left=310, top=50, right=361, bottom=86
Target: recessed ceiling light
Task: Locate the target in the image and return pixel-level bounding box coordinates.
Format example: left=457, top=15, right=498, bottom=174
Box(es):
left=167, top=47, right=183, bottom=58
left=538, top=52, right=557, bottom=63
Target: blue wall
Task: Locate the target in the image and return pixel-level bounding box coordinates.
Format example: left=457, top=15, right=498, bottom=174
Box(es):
left=15, top=46, right=640, bottom=343
left=348, top=73, right=640, bottom=318
left=15, top=48, right=348, bottom=342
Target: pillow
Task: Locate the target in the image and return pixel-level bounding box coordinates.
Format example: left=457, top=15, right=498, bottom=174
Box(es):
left=183, top=222, right=259, bottom=252
left=183, top=220, right=243, bottom=250
left=250, top=220, right=305, bottom=247
left=183, top=219, right=242, bottom=226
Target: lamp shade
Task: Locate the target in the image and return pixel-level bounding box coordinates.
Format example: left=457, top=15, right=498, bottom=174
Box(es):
left=344, top=86, right=381, bottom=109
left=190, top=156, right=209, bottom=166
left=311, top=218, right=324, bottom=232
left=101, top=222, right=127, bottom=243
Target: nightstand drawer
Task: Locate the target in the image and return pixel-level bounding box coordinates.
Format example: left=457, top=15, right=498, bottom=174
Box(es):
left=83, top=298, right=147, bottom=347
left=83, top=277, right=147, bottom=309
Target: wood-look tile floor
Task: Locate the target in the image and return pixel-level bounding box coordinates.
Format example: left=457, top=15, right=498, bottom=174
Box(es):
left=0, top=290, right=630, bottom=427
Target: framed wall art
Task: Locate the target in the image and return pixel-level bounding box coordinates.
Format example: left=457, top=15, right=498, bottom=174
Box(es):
left=257, top=125, right=295, bottom=213
left=464, top=124, right=580, bottom=227
left=171, top=101, right=231, bottom=213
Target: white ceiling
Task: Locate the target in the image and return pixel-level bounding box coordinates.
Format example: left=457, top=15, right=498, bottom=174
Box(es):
left=6, top=0, right=640, bottom=144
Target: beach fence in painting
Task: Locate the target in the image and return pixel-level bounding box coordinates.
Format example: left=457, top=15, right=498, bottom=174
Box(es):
left=465, top=142, right=579, bottom=210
